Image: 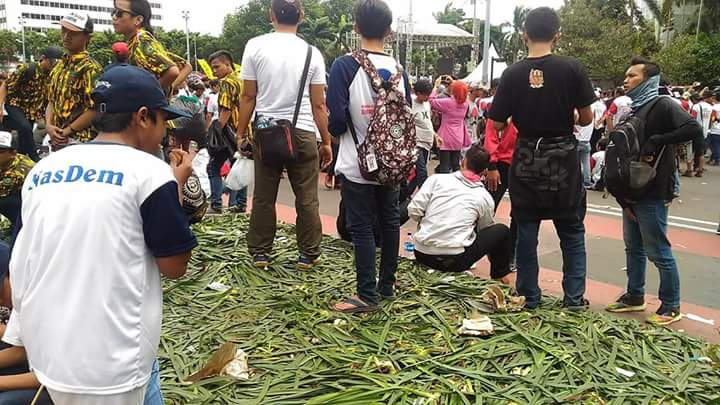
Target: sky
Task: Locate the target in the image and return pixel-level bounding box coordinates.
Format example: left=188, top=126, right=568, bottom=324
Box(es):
left=164, top=0, right=566, bottom=36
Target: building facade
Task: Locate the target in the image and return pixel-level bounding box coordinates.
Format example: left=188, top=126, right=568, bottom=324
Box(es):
left=0, top=0, right=165, bottom=33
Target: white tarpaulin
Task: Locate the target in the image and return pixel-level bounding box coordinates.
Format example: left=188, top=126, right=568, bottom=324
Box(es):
left=463, top=44, right=508, bottom=85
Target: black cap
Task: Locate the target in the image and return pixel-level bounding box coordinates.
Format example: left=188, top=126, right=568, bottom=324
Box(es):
left=91, top=65, right=191, bottom=120
left=41, top=46, right=64, bottom=59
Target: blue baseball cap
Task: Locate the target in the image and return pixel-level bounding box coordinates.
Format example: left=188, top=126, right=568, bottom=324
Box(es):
left=91, top=64, right=191, bottom=120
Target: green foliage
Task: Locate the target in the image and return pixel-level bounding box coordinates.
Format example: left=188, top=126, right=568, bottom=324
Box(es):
left=656, top=33, right=720, bottom=84
left=558, top=0, right=660, bottom=84
left=0, top=30, right=20, bottom=67
left=433, top=2, right=467, bottom=27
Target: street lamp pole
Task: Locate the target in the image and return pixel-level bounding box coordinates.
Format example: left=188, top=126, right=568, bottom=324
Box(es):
left=481, top=0, right=491, bottom=85
left=19, top=17, right=26, bottom=64
left=182, top=10, right=191, bottom=67
left=193, top=35, right=198, bottom=72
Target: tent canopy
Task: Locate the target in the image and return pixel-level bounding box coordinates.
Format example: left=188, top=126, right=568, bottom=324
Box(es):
left=462, top=44, right=507, bottom=85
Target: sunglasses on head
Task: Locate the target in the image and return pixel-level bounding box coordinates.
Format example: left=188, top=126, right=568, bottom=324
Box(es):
left=111, top=8, right=137, bottom=18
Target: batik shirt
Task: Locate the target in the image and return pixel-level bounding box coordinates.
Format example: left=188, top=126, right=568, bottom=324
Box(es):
left=5, top=64, right=50, bottom=121
left=218, top=71, right=243, bottom=132
left=0, top=153, right=34, bottom=198
left=47, top=52, right=102, bottom=143
left=127, top=28, right=186, bottom=79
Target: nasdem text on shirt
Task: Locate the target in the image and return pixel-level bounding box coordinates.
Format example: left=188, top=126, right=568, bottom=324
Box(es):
left=27, top=165, right=125, bottom=191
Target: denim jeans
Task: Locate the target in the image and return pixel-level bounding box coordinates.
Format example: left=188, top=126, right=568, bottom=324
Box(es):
left=1, top=105, right=38, bottom=161
left=578, top=141, right=592, bottom=187
left=403, top=148, right=430, bottom=198
left=143, top=360, right=164, bottom=405
left=623, top=198, right=680, bottom=309
left=207, top=152, right=247, bottom=211
left=515, top=203, right=587, bottom=308
left=341, top=177, right=400, bottom=306
left=709, top=133, right=720, bottom=161
left=0, top=342, right=52, bottom=405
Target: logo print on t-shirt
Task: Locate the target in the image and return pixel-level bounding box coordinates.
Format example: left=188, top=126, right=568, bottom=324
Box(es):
left=529, top=69, right=544, bottom=89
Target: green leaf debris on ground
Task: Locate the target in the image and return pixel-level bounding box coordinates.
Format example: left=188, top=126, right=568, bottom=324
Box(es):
left=160, top=215, right=720, bottom=404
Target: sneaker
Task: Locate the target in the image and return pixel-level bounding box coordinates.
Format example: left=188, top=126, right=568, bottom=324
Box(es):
left=646, top=307, right=682, bottom=326
left=297, top=255, right=320, bottom=270
left=253, top=254, right=270, bottom=269
left=563, top=298, right=590, bottom=312
left=605, top=293, right=646, bottom=313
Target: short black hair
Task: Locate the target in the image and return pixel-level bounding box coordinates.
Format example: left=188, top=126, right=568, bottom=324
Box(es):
left=272, top=0, right=302, bottom=25
left=524, top=7, right=560, bottom=42
left=597, top=138, right=609, bottom=151
left=630, top=57, right=661, bottom=78
left=208, top=50, right=235, bottom=68
left=92, top=110, right=159, bottom=133
left=354, top=0, right=393, bottom=40
left=119, top=0, right=154, bottom=34
left=464, top=144, right=491, bottom=174
left=209, top=79, right=220, bottom=87
left=413, top=79, right=433, bottom=96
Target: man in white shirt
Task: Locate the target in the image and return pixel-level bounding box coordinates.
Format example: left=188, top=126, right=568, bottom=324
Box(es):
left=4, top=65, right=197, bottom=405
left=708, top=91, right=720, bottom=166
left=205, top=79, right=220, bottom=126
left=236, top=0, right=332, bottom=270
left=575, top=115, right=594, bottom=187
left=402, top=78, right=439, bottom=200
left=606, top=89, right=632, bottom=130
left=690, top=92, right=713, bottom=176
left=590, top=95, right=607, bottom=150
left=408, top=144, right=512, bottom=284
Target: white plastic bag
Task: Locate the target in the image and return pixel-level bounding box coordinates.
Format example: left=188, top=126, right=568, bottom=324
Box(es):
left=226, top=156, right=254, bottom=191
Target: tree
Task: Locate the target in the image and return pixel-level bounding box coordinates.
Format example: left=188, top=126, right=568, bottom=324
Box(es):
left=502, top=6, right=529, bottom=65
left=0, top=30, right=19, bottom=67
left=221, top=0, right=273, bottom=63
left=433, top=3, right=467, bottom=27
left=656, top=33, right=720, bottom=83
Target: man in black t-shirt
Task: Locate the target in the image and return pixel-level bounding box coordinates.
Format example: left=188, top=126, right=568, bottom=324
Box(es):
left=605, top=58, right=701, bottom=326
left=488, top=7, right=595, bottom=311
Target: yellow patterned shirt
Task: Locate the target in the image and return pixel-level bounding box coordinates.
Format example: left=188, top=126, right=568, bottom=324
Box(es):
left=128, top=28, right=185, bottom=79
left=0, top=153, right=35, bottom=198
left=218, top=71, right=243, bottom=132
left=47, top=52, right=102, bottom=143
left=5, top=63, right=50, bottom=121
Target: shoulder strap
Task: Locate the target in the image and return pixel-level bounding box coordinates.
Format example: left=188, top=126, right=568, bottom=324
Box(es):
left=292, top=45, right=313, bottom=129
left=346, top=112, right=360, bottom=147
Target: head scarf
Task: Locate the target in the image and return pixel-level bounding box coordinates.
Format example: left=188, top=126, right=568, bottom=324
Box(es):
left=627, top=75, right=660, bottom=111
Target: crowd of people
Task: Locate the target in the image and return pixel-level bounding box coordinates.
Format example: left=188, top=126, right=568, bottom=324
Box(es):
left=0, top=0, right=714, bottom=403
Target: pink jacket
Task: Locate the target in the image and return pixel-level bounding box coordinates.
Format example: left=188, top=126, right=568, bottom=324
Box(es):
left=429, top=93, right=471, bottom=151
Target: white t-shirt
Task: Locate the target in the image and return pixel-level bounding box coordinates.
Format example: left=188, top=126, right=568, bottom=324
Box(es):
left=5, top=143, right=197, bottom=395
left=610, top=95, right=632, bottom=126
left=240, top=32, right=326, bottom=133
left=206, top=93, right=219, bottom=121
left=413, top=97, right=434, bottom=151
left=574, top=122, right=593, bottom=142
left=710, top=104, right=720, bottom=135
left=591, top=100, right=607, bottom=128
left=691, top=101, right=712, bottom=136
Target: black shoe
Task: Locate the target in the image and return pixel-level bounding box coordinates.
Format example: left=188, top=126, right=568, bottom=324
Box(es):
left=605, top=293, right=646, bottom=313
left=563, top=298, right=590, bottom=312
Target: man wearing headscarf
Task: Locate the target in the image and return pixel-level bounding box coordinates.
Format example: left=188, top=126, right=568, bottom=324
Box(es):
left=605, top=57, right=702, bottom=327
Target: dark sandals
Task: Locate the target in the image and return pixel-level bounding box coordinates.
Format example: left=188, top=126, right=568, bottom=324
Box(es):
left=333, top=296, right=378, bottom=314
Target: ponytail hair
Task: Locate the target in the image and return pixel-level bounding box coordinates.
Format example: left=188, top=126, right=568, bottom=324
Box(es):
left=450, top=80, right=469, bottom=105
left=118, top=0, right=154, bottom=34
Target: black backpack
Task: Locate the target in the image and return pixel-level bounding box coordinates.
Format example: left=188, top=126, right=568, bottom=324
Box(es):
left=603, top=97, right=663, bottom=202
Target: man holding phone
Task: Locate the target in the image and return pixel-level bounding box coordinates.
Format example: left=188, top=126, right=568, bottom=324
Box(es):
left=4, top=65, right=197, bottom=405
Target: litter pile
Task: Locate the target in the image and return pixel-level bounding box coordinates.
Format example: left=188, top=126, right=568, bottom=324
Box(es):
left=159, top=215, right=720, bottom=404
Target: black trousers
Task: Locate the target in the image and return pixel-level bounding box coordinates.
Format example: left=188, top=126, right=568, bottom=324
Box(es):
left=1, top=106, right=38, bottom=161
left=415, top=223, right=513, bottom=279
left=436, top=150, right=461, bottom=173
left=489, top=162, right=517, bottom=263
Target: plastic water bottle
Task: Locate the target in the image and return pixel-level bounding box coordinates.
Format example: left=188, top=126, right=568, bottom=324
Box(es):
left=403, top=232, right=415, bottom=260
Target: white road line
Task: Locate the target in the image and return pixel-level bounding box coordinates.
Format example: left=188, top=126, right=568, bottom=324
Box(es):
left=586, top=208, right=717, bottom=234
left=587, top=203, right=718, bottom=226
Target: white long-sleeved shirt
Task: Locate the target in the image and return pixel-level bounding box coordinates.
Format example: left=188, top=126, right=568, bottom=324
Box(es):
left=408, top=172, right=495, bottom=256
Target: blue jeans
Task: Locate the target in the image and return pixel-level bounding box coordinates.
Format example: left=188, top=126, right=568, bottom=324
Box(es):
left=207, top=153, right=247, bottom=211
left=515, top=204, right=587, bottom=308
left=578, top=141, right=592, bottom=187
left=404, top=148, right=430, bottom=198
left=341, top=177, right=400, bottom=306
left=143, top=360, right=164, bottom=405
left=709, top=133, right=720, bottom=161
left=623, top=198, right=680, bottom=309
